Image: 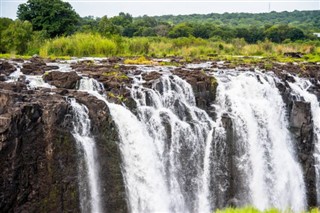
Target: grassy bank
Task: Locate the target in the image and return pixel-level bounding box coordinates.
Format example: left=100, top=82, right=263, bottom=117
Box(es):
left=37, top=33, right=320, bottom=63
left=215, top=206, right=319, bottom=213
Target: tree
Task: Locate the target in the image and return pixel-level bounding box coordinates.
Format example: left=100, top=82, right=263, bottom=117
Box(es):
left=192, top=23, right=213, bottom=39
left=2, top=20, right=33, bottom=54
left=168, top=23, right=193, bottom=38
left=98, top=16, right=121, bottom=36
left=264, top=25, right=305, bottom=43
left=110, top=12, right=133, bottom=27
left=17, top=0, right=79, bottom=37
left=0, top=18, right=14, bottom=53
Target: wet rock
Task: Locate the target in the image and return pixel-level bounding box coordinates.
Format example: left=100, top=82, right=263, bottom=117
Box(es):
left=21, top=57, right=59, bottom=75
left=0, top=88, right=128, bottom=212
left=289, top=100, right=317, bottom=207
left=0, top=74, right=7, bottom=81
left=43, top=71, right=81, bottom=89
left=0, top=82, right=27, bottom=93
left=284, top=52, right=304, bottom=58
left=0, top=60, right=16, bottom=76
left=142, top=71, right=161, bottom=87
left=172, top=68, right=218, bottom=117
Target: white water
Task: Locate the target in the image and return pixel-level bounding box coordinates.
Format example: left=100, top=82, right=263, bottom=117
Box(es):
left=69, top=98, right=102, bottom=213
left=288, top=76, right=320, bottom=204
left=78, top=75, right=215, bottom=212
left=214, top=71, right=306, bottom=212
left=25, top=75, right=55, bottom=89
left=130, top=74, right=214, bottom=212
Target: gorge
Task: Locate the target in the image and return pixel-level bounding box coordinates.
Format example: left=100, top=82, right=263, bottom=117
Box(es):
left=0, top=57, right=319, bottom=212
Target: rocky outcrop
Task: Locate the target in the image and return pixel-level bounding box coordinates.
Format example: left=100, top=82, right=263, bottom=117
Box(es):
left=172, top=69, right=218, bottom=117
left=43, top=71, right=81, bottom=89
left=1, top=57, right=320, bottom=212
left=21, top=57, right=59, bottom=75
left=0, top=84, right=127, bottom=212
left=0, top=60, right=16, bottom=76
left=288, top=100, right=317, bottom=207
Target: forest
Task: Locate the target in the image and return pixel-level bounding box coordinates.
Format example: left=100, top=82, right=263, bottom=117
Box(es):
left=0, top=0, right=320, bottom=61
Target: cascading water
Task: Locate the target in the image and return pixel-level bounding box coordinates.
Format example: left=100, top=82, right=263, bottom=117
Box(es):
left=213, top=71, right=306, bottom=212
left=129, top=74, right=214, bottom=213
left=288, top=76, right=320, bottom=204
left=69, top=98, right=102, bottom=213
left=78, top=74, right=215, bottom=212
left=75, top=67, right=313, bottom=213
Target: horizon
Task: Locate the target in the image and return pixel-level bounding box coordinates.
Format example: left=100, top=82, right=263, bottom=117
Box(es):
left=1, top=0, right=319, bottom=19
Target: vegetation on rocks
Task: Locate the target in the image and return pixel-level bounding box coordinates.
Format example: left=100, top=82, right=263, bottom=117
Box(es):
left=215, top=207, right=319, bottom=213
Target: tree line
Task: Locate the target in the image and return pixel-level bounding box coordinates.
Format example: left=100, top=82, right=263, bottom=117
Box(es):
left=0, top=0, right=319, bottom=55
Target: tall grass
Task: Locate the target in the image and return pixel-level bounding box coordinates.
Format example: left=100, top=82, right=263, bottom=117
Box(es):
left=38, top=33, right=320, bottom=61
left=40, top=33, right=117, bottom=57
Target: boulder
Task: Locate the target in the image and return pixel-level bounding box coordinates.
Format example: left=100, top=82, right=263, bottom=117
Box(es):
left=284, top=52, right=304, bottom=58
left=0, top=60, right=16, bottom=76
left=43, top=71, right=81, bottom=89
left=21, top=57, right=59, bottom=75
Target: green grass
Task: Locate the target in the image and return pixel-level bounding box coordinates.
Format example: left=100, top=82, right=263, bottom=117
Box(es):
left=215, top=206, right=319, bottom=213
left=39, top=33, right=117, bottom=57
left=0, top=53, right=32, bottom=59
left=2, top=33, right=319, bottom=64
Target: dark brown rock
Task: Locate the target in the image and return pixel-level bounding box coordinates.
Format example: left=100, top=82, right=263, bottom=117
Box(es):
left=0, top=86, right=127, bottom=212
left=21, top=57, right=59, bottom=75
left=172, top=68, right=218, bottom=117
left=0, top=60, right=16, bottom=76
left=43, top=71, right=81, bottom=89
left=284, top=52, right=304, bottom=58
left=289, top=101, right=317, bottom=207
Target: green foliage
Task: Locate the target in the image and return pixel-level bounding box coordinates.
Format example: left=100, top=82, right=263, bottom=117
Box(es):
left=103, top=71, right=129, bottom=80
left=40, top=33, right=117, bottom=57
left=98, top=16, right=122, bottom=36
left=1, top=20, right=33, bottom=54
left=127, top=37, right=150, bottom=55
left=168, top=23, right=193, bottom=38
left=124, top=56, right=154, bottom=65
left=215, top=206, right=319, bottom=213
left=0, top=18, right=14, bottom=53
left=265, top=25, right=305, bottom=43
left=79, top=16, right=100, bottom=33
left=17, top=0, right=80, bottom=37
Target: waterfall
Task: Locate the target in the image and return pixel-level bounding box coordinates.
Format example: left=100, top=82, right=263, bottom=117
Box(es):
left=213, top=71, right=306, bottom=212
left=69, top=98, right=102, bottom=213
left=78, top=77, right=104, bottom=93
left=77, top=70, right=311, bottom=212
left=78, top=75, right=215, bottom=212
left=288, top=76, right=320, bottom=204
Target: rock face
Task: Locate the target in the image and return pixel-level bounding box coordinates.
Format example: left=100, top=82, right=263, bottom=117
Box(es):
left=0, top=86, right=127, bottom=212
left=1, top=57, right=320, bottom=212
left=289, top=100, right=317, bottom=207
left=172, top=69, right=218, bottom=116
left=43, top=71, right=81, bottom=89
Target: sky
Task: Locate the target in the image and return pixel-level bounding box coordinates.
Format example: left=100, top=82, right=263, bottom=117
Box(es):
left=1, top=0, right=319, bottom=19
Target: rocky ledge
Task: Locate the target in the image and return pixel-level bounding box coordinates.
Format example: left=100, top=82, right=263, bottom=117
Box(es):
left=0, top=56, right=320, bottom=211
left=0, top=66, right=127, bottom=212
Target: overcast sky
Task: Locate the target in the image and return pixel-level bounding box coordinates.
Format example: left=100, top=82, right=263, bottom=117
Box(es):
left=1, top=0, right=319, bottom=19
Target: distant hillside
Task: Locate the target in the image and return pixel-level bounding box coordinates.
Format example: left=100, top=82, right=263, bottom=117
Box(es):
left=149, top=10, right=320, bottom=31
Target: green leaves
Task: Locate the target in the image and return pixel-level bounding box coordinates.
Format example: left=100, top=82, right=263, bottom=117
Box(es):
left=17, top=0, right=80, bottom=38
left=1, top=20, right=33, bottom=54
